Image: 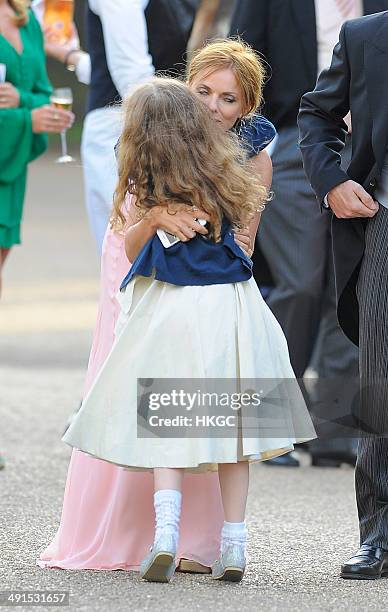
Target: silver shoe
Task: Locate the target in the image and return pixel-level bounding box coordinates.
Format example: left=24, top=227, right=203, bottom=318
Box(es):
left=211, top=544, right=246, bottom=582
left=140, top=534, right=176, bottom=583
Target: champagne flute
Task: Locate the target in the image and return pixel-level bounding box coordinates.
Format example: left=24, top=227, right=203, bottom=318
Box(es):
left=50, top=87, right=74, bottom=163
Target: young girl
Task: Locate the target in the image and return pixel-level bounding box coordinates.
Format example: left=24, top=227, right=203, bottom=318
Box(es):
left=63, top=78, right=315, bottom=583
left=39, top=38, right=276, bottom=577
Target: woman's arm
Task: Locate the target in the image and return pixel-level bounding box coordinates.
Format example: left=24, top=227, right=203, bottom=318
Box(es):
left=234, top=150, right=273, bottom=256
left=124, top=204, right=211, bottom=263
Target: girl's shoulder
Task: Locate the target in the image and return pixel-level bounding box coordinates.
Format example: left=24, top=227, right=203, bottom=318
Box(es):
left=236, top=114, right=277, bottom=158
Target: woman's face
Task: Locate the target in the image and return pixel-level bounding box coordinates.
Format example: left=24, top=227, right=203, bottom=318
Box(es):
left=190, top=67, right=246, bottom=131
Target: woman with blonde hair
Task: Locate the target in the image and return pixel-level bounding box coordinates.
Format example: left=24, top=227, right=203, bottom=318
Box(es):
left=0, top=0, right=73, bottom=294
left=63, top=77, right=315, bottom=583
left=39, top=38, right=279, bottom=578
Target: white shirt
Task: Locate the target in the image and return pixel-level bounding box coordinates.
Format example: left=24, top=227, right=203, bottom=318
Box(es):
left=315, top=0, right=363, bottom=75
left=88, top=0, right=154, bottom=96
left=31, top=0, right=155, bottom=92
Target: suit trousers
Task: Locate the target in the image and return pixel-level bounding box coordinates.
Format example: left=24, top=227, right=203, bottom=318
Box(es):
left=258, top=126, right=359, bottom=454
left=356, top=205, right=388, bottom=548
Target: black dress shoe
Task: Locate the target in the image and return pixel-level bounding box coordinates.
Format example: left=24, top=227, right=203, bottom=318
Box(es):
left=341, top=544, right=388, bottom=579
left=311, top=451, right=356, bottom=468
left=265, top=451, right=300, bottom=467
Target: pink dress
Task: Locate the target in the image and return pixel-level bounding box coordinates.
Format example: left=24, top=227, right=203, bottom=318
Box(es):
left=38, top=225, right=223, bottom=571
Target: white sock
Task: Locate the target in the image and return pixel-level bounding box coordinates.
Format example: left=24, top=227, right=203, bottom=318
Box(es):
left=221, top=521, right=247, bottom=554
left=154, top=489, right=182, bottom=549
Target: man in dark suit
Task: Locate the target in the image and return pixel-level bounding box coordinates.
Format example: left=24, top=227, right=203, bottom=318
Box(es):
left=299, top=10, right=388, bottom=580
left=230, top=1, right=388, bottom=467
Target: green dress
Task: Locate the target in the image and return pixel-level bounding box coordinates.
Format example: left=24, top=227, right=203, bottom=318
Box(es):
left=0, top=10, right=52, bottom=248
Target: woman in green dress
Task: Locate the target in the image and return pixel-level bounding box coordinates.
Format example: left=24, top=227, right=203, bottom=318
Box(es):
left=0, top=0, right=73, bottom=294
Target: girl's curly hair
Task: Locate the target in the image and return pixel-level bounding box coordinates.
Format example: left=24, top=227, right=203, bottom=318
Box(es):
left=112, top=78, right=266, bottom=240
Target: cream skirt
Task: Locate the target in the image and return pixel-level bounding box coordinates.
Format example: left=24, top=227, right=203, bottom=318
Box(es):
left=63, top=276, right=316, bottom=472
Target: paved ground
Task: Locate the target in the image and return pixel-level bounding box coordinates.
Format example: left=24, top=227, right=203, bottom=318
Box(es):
left=1, top=156, right=387, bottom=611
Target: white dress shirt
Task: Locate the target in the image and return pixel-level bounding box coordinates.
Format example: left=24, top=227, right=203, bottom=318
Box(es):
left=88, top=0, right=154, bottom=97
left=32, top=0, right=155, bottom=91
left=315, top=0, right=363, bottom=75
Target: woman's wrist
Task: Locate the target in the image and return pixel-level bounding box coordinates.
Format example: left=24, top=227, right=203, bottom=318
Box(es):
left=144, top=205, right=163, bottom=232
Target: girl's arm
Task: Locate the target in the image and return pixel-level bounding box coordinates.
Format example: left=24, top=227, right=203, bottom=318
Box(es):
left=124, top=204, right=211, bottom=263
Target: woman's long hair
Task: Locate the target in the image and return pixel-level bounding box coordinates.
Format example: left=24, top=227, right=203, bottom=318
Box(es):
left=8, top=0, right=29, bottom=26
left=112, top=78, right=266, bottom=240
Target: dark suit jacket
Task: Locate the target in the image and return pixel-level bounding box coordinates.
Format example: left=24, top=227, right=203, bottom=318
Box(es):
left=230, top=0, right=388, bottom=129
left=298, top=11, right=388, bottom=345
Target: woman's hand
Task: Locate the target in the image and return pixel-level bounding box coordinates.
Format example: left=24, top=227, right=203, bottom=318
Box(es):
left=31, top=105, right=75, bottom=134
left=0, top=82, right=20, bottom=108
left=124, top=202, right=211, bottom=264
left=234, top=226, right=253, bottom=258
left=147, top=204, right=210, bottom=242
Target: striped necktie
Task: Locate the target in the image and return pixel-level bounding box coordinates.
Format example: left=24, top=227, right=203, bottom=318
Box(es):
left=335, top=0, right=357, bottom=20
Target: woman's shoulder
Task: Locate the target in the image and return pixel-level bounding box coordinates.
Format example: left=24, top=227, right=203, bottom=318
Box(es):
left=237, top=114, right=277, bottom=157
left=25, top=8, right=43, bottom=37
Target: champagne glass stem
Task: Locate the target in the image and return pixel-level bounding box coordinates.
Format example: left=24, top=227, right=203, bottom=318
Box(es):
left=60, top=130, right=68, bottom=157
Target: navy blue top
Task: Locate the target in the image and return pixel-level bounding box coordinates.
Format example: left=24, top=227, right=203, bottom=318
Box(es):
left=119, top=115, right=276, bottom=290
left=235, top=114, right=276, bottom=158
left=120, top=218, right=252, bottom=290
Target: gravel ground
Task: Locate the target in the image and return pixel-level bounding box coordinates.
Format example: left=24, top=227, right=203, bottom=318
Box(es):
left=1, top=366, right=387, bottom=612
left=1, top=158, right=387, bottom=612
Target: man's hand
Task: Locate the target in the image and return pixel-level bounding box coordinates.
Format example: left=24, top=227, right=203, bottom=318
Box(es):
left=328, top=180, right=379, bottom=219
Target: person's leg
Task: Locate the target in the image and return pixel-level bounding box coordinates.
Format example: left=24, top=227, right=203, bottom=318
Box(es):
left=356, top=207, right=388, bottom=548
left=341, top=207, right=388, bottom=579
left=307, top=244, right=359, bottom=465
left=218, top=462, right=249, bottom=522
left=140, top=468, right=184, bottom=582
left=154, top=468, right=184, bottom=492
left=212, top=462, right=249, bottom=582
left=258, top=127, right=330, bottom=378
left=307, top=136, right=359, bottom=465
